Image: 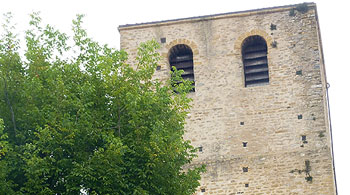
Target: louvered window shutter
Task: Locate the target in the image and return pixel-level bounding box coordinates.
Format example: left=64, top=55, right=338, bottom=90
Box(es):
left=169, top=44, right=195, bottom=92
left=242, top=36, right=269, bottom=87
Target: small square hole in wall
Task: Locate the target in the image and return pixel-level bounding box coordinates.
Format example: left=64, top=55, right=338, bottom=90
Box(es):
left=156, top=66, right=161, bottom=70
left=160, top=37, right=166, bottom=43
left=245, top=183, right=249, bottom=187
left=240, top=122, right=244, bottom=125
left=243, top=142, right=248, bottom=147
left=201, top=188, right=205, bottom=192
left=298, top=114, right=303, bottom=119
left=198, top=146, right=203, bottom=152
left=243, top=167, right=248, bottom=172
left=270, top=23, right=277, bottom=30
left=302, top=135, right=306, bottom=141
left=271, top=41, right=278, bottom=48
left=302, top=135, right=308, bottom=144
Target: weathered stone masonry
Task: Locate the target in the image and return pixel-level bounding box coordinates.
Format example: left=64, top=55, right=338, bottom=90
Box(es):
left=119, top=3, right=336, bottom=194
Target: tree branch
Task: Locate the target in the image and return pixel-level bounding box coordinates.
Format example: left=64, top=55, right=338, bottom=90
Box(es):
left=2, top=76, right=17, bottom=140
left=117, top=106, right=121, bottom=137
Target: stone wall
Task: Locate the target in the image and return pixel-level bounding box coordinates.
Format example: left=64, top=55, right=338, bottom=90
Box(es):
left=119, top=3, right=336, bottom=194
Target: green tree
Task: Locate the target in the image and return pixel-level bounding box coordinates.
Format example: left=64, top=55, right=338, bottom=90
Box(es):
left=0, top=13, right=204, bottom=194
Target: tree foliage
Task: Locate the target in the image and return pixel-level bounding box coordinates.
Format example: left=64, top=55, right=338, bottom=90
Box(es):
left=0, top=13, right=204, bottom=194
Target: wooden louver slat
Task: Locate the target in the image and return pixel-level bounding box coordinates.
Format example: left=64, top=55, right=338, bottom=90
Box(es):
left=245, top=67, right=268, bottom=74
left=244, top=58, right=267, bottom=67
left=243, top=45, right=266, bottom=53
left=171, top=61, right=193, bottom=69
left=243, top=51, right=267, bottom=60
left=245, top=72, right=269, bottom=81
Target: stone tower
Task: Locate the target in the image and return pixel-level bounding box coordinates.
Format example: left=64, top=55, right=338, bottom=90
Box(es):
left=119, top=3, right=337, bottom=194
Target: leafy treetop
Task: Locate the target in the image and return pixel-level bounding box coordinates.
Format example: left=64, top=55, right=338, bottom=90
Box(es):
left=0, top=12, right=204, bottom=195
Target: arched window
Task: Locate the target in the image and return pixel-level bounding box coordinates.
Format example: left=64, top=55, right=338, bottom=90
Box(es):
left=242, top=35, right=269, bottom=87
left=169, top=44, right=195, bottom=92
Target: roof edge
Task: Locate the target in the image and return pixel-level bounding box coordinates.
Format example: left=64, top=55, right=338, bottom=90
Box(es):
left=118, top=2, right=316, bottom=31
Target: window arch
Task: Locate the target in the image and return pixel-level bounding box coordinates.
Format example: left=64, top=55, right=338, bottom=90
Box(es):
left=242, top=35, right=269, bottom=87
left=169, top=44, right=195, bottom=91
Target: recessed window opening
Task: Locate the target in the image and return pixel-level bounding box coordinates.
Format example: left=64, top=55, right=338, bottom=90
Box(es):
left=242, top=35, right=269, bottom=87
left=169, top=44, right=195, bottom=92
